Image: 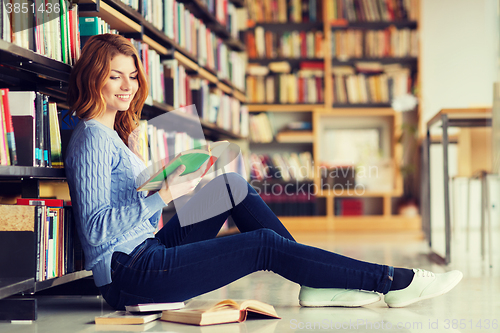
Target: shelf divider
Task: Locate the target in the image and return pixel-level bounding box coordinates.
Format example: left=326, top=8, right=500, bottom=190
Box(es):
left=79, top=0, right=141, bottom=33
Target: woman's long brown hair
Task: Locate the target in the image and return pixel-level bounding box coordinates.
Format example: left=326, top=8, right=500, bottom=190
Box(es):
left=67, top=34, right=149, bottom=147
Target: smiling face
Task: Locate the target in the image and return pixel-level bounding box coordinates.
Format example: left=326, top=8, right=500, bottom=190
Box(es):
left=101, top=53, right=139, bottom=114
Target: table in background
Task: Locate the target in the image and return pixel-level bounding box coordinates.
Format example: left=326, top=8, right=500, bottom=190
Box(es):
left=422, top=108, right=492, bottom=264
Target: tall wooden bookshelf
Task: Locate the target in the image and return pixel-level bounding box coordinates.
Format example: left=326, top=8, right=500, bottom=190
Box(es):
left=245, top=0, right=422, bottom=232
left=0, top=0, right=248, bottom=320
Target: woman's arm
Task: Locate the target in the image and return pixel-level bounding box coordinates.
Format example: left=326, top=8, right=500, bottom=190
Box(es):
left=66, top=130, right=166, bottom=247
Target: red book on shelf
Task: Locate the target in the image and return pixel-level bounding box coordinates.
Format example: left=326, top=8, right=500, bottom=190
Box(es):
left=17, top=198, right=64, bottom=207
left=300, top=31, right=307, bottom=58
left=300, top=61, right=324, bottom=70
left=185, top=76, right=192, bottom=106
left=384, top=29, right=391, bottom=57
left=68, top=6, right=76, bottom=63
left=265, top=31, right=273, bottom=59
left=315, top=31, right=323, bottom=58
left=298, top=77, right=304, bottom=103
left=330, top=19, right=348, bottom=27
left=341, top=199, right=363, bottom=216
left=142, top=43, right=149, bottom=76
left=316, top=77, right=323, bottom=103
left=386, top=0, right=395, bottom=21
left=246, top=31, right=257, bottom=59
left=1, top=88, right=17, bottom=165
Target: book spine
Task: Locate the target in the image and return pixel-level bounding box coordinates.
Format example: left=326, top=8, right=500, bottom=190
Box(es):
left=36, top=205, right=42, bottom=281
left=17, top=198, right=64, bottom=206
left=1, top=89, right=17, bottom=166
left=42, top=95, right=50, bottom=167
left=79, top=17, right=99, bottom=36
left=48, top=102, right=63, bottom=167
left=0, top=96, right=9, bottom=165
left=34, top=93, right=42, bottom=167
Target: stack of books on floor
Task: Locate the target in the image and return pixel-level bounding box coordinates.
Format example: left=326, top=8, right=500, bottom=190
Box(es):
left=95, top=299, right=279, bottom=326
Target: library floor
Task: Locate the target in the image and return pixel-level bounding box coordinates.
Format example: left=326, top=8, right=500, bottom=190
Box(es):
left=1, top=227, right=499, bottom=333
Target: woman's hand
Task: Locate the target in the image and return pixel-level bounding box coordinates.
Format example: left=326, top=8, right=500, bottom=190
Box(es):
left=157, top=160, right=209, bottom=205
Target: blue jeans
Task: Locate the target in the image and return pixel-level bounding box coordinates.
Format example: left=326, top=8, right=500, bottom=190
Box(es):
left=99, top=173, right=394, bottom=310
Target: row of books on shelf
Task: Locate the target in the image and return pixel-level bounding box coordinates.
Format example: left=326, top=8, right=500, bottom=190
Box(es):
left=246, top=0, right=323, bottom=24
left=94, top=35, right=245, bottom=119
left=246, top=28, right=324, bottom=59
left=331, top=64, right=411, bottom=104
left=85, top=18, right=245, bottom=93
left=246, top=73, right=324, bottom=105
left=248, top=113, right=313, bottom=142
left=245, top=0, right=417, bottom=25
left=0, top=90, right=63, bottom=168
left=326, top=0, right=418, bottom=23
left=1, top=1, right=246, bottom=90
left=119, top=0, right=140, bottom=10
left=258, top=189, right=318, bottom=216
left=331, top=27, right=418, bottom=59
left=1, top=89, right=247, bottom=170
left=139, top=0, right=247, bottom=83
left=161, top=0, right=247, bottom=78
left=79, top=16, right=119, bottom=36
left=1, top=86, right=247, bottom=170
left=197, top=0, right=245, bottom=38
left=127, top=38, right=169, bottom=106
left=249, top=152, right=313, bottom=182
left=1, top=1, right=81, bottom=65
left=192, top=81, right=249, bottom=136
left=129, top=0, right=246, bottom=40
left=0, top=201, right=83, bottom=281
left=136, top=122, right=206, bottom=173
left=162, top=60, right=249, bottom=136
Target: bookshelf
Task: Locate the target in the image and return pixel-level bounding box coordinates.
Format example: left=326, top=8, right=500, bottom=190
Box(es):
left=245, top=0, right=422, bottom=232
left=0, top=0, right=248, bottom=320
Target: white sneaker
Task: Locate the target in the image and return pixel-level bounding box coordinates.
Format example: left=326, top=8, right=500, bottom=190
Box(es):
left=299, top=286, right=381, bottom=307
left=384, top=269, right=463, bottom=308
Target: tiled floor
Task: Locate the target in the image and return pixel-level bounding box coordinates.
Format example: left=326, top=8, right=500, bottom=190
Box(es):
left=0, top=228, right=498, bottom=333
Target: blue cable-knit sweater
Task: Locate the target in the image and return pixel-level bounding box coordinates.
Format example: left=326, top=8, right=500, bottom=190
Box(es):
left=65, top=119, right=166, bottom=287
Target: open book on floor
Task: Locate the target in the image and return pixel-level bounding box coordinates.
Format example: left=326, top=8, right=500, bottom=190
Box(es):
left=160, top=299, right=280, bottom=326
left=137, top=140, right=231, bottom=192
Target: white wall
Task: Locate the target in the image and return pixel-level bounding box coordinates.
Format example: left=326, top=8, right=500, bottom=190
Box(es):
left=421, top=0, right=498, bottom=124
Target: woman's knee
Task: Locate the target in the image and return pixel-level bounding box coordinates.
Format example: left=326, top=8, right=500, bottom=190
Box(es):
left=253, top=228, right=283, bottom=243
left=219, top=172, right=249, bottom=204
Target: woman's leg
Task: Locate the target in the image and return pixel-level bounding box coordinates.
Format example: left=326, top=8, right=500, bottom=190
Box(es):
left=102, top=173, right=389, bottom=309
left=101, top=173, right=461, bottom=310
left=155, top=173, right=294, bottom=247
left=104, top=228, right=393, bottom=309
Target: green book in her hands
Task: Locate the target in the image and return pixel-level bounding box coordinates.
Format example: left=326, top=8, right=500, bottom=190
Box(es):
left=160, top=299, right=280, bottom=326
left=137, top=140, right=231, bottom=192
